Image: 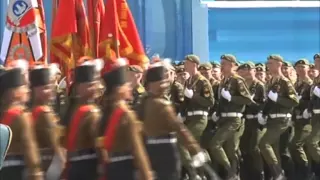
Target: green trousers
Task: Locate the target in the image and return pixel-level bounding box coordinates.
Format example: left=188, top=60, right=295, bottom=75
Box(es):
left=306, top=116, right=320, bottom=163
left=259, top=117, right=289, bottom=166
left=209, top=117, right=243, bottom=170
left=179, top=115, right=208, bottom=165
left=240, top=118, right=266, bottom=172
left=290, top=119, right=312, bottom=165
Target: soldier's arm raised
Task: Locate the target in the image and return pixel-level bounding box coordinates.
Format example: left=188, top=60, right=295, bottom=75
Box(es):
left=190, top=79, right=214, bottom=108
left=276, top=80, right=299, bottom=108
left=19, top=112, right=43, bottom=179
left=126, top=111, right=153, bottom=180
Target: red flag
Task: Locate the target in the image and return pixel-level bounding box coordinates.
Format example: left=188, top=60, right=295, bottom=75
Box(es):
left=51, top=0, right=91, bottom=90
left=87, top=0, right=105, bottom=57
left=116, top=0, right=149, bottom=67
left=99, top=0, right=132, bottom=73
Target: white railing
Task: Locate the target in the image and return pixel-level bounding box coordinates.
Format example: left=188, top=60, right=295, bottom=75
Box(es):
left=201, top=1, right=320, bottom=8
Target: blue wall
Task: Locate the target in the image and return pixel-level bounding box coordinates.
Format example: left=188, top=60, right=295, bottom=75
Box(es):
left=209, top=7, right=320, bottom=63
left=0, top=0, right=209, bottom=62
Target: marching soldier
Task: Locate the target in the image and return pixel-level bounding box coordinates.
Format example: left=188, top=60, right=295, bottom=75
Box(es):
left=96, top=59, right=154, bottom=180
left=306, top=53, right=320, bottom=179
left=308, top=63, right=319, bottom=80
left=176, top=67, right=189, bottom=85
left=290, top=59, right=313, bottom=179
left=181, top=54, right=214, bottom=179
left=237, top=62, right=266, bottom=180
left=141, top=63, right=208, bottom=180
left=260, top=55, right=299, bottom=180
left=0, top=68, right=44, bottom=180
left=209, top=54, right=253, bottom=180
left=127, top=65, right=146, bottom=110
left=162, top=61, right=185, bottom=114
left=282, top=61, right=295, bottom=84
left=63, top=61, right=102, bottom=180
left=29, top=66, right=65, bottom=179
left=211, top=62, right=222, bottom=82
left=255, top=63, right=267, bottom=83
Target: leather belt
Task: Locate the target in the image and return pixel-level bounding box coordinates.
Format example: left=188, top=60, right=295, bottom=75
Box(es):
left=221, top=112, right=242, bottom=118
left=245, top=114, right=258, bottom=119
left=3, top=155, right=24, bottom=167
left=268, top=113, right=292, bottom=119
left=69, top=153, right=97, bottom=162
left=187, top=111, right=208, bottom=116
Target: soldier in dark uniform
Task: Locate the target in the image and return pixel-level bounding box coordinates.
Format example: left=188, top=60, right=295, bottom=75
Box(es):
left=255, top=63, right=267, bottom=83
left=0, top=68, right=44, bottom=180
left=306, top=53, right=320, bottom=179
left=209, top=55, right=253, bottom=180
left=127, top=65, right=146, bottom=110
left=308, top=63, right=319, bottom=80
left=29, top=66, right=65, bottom=179
left=237, top=62, right=266, bottom=180
left=181, top=55, right=214, bottom=180
left=141, top=63, right=208, bottom=180
left=63, top=62, right=102, bottom=180
left=290, top=59, right=313, bottom=179
left=96, top=59, right=153, bottom=180
left=260, top=55, right=299, bottom=180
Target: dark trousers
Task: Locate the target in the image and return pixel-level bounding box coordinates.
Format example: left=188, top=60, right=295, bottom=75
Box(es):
left=0, top=155, right=24, bottom=180
left=0, top=166, right=24, bottom=180
left=106, top=159, right=135, bottom=180
left=67, top=159, right=98, bottom=180
left=146, top=137, right=181, bottom=180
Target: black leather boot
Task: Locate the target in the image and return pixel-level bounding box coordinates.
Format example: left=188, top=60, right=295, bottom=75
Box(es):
left=270, top=164, right=287, bottom=180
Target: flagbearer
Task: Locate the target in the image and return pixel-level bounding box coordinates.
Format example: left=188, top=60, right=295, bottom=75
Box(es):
left=29, top=66, right=65, bottom=179
left=0, top=68, right=44, bottom=180
left=97, top=59, right=153, bottom=180
left=64, top=62, right=102, bottom=180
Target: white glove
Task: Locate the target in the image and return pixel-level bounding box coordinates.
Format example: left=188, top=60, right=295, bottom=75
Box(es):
left=297, top=95, right=302, bottom=101
left=221, top=88, right=232, bottom=102
left=184, top=88, right=194, bottom=98
left=178, top=113, right=186, bottom=122
left=211, top=112, right=219, bottom=122
left=257, top=113, right=267, bottom=125
left=302, top=109, right=311, bottom=119
left=191, top=151, right=208, bottom=168
left=268, top=91, right=278, bottom=102
left=251, top=94, right=255, bottom=100
left=313, top=86, right=320, bottom=98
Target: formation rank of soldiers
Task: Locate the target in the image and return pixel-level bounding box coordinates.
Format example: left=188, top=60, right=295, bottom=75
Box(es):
left=0, top=53, right=320, bottom=180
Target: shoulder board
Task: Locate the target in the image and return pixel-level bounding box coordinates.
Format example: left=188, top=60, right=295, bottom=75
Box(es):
left=305, top=78, right=313, bottom=85
left=198, top=74, right=206, bottom=81
left=137, top=86, right=145, bottom=93
left=233, top=74, right=245, bottom=81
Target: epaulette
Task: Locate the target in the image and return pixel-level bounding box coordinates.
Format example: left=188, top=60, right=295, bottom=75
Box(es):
left=137, top=86, right=145, bottom=94
left=198, top=74, right=206, bottom=81
left=233, top=74, right=245, bottom=81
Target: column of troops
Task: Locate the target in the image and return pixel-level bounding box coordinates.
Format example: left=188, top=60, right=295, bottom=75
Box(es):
left=0, top=53, right=319, bottom=180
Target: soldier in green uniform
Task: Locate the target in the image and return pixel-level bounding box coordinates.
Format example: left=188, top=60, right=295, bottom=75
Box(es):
left=308, top=63, right=319, bottom=80
left=176, top=67, right=189, bottom=85
left=290, top=59, right=313, bottom=179
left=162, top=61, right=185, bottom=114
left=236, top=62, right=266, bottom=180
left=211, top=62, right=222, bottom=82
left=260, top=55, right=299, bottom=180
left=282, top=61, right=296, bottom=84
left=306, top=53, right=320, bottom=179
left=127, top=65, right=146, bottom=110
left=255, top=63, right=267, bottom=84
left=180, top=54, right=214, bottom=180
left=209, top=54, right=253, bottom=180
